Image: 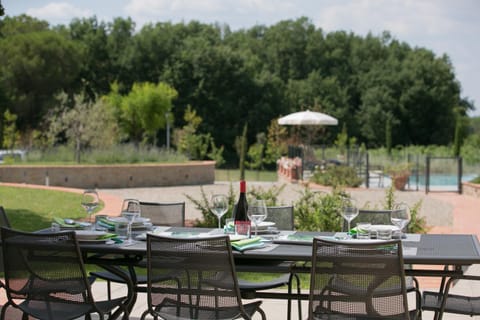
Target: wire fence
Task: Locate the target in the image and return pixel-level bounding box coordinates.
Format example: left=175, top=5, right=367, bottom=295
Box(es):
left=288, top=145, right=473, bottom=194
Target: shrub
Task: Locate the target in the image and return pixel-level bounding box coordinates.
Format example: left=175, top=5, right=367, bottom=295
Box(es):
left=382, top=185, right=429, bottom=234
left=294, top=187, right=345, bottom=231
left=470, top=176, right=480, bottom=184
left=311, top=165, right=363, bottom=188
left=186, top=183, right=287, bottom=227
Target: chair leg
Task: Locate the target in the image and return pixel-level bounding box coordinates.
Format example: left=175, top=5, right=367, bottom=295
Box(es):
left=287, top=274, right=292, bottom=320
left=294, top=273, right=302, bottom=320
left=107, top=279, right=112, bottom=300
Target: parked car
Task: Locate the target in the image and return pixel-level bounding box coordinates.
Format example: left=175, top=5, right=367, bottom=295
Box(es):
left=0, top=149, right=26, bottom=163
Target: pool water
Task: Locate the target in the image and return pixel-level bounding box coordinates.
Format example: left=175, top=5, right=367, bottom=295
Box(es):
left=409, top=174, right=477, bottom=186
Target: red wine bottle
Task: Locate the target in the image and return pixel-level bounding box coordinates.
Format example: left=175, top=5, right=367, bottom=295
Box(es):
left=234, top=180, right=250, bottom=236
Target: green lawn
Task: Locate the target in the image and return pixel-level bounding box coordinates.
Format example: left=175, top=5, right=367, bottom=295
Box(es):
left=0, top=186, right=102, bottom=232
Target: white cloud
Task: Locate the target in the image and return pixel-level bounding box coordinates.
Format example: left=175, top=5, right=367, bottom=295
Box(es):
left=26, top=2, right=92, bottom=23
left=124, top=0, right=298, bottom=29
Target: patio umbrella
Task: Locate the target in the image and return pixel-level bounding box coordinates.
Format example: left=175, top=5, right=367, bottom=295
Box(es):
left=278, top=110, right=338, bottom=179
left=277, top=110, right=338, bottom=126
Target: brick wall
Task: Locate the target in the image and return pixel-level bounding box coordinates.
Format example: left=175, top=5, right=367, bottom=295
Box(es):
left=0, top=161, right=215, bottom=188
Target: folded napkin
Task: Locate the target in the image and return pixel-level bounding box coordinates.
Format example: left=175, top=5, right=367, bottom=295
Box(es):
left=231, top=237, right=264, bottom=252
left=97, top=217, right=117, bottom=231
left=97, top=233, right=118, bottom=240
left=53, top=217, right=84, bottom=229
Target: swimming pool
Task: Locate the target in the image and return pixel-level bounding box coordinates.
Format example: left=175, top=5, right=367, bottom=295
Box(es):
left=409, top=174, right=477, bottom=186
left=380, top=174, right=477, bottom=191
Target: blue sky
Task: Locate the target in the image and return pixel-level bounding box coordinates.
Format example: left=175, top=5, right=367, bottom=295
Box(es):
left=3, top=0, right=480, bottom=116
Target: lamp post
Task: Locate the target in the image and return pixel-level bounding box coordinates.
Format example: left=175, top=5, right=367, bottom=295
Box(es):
left=165, top=112, right=171, bottom=150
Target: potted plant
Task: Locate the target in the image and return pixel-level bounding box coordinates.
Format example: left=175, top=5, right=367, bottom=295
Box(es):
left=387, top=163, right=412, bottom=191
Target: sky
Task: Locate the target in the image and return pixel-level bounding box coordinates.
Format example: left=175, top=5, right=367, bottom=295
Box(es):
left=3, top=0, right=480, bottom=117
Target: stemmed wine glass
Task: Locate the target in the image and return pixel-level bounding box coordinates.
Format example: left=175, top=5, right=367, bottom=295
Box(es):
left=81, top=189, right=99, bottom=230
left=211, top=194, right=228, bottom=230
left=247, top=199, right=268, bottom=237
left=391, top=202, right=411, bottom=238
left=121, top=199, right=141, bottom=245
left=341, top=198, right=359, bottom=238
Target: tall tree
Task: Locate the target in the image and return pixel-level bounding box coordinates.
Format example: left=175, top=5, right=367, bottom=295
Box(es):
left=0, top=27, right=82, bottom=131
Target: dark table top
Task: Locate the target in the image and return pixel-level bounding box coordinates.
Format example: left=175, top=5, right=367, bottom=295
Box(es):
left=79, top=227, right=480, bottom=267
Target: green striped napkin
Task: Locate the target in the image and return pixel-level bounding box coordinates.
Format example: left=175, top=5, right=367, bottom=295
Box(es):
left=231, top=237, right=264, bottom=251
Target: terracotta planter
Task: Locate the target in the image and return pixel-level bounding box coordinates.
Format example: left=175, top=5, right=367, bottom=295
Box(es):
left=392, top=174, right=409, bottom=191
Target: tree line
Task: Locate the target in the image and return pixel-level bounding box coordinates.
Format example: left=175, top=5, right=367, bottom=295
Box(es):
left=0, top=14, right=475, bottom=166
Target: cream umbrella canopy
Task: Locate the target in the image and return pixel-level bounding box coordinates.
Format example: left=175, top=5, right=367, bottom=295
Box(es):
left=277, top=110, right=338, bottom=126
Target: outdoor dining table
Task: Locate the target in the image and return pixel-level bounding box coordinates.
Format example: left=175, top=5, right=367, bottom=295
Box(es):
left=78, top=227, right=480, bottom=317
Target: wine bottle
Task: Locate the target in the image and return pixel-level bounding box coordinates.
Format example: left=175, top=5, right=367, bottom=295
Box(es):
left=234, top=180, right=250, bottom=237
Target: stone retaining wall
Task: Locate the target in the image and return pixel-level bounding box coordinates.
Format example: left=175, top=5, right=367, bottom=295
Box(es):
left=0, top=161, right=215, bottom=188
left=463, top=182, right=480, bottom=199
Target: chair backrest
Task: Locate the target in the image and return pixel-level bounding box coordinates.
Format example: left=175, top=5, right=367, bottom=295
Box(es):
left=139, top=201, right=185, bottom=227
left=0, top=206, right=10, bottom=274
left=308, top=238, right=410, bottom=319
left=343, top=209, right=393, bottom=231
left=266, top=205, right=294, bottom=230
left=145, top=234, right=249, bottom=319
left=0, top=206, right=11, bottom=228
left=1, top=227, right=95, bottom=316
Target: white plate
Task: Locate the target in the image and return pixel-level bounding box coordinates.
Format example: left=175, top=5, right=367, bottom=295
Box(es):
left=229, top=234, right=248, bottom=241
left=107, top=216, right=150, bottom=225
left=334, top=238, right=391, bottom=244
left=75, top=230, right=107, bottom=240
left=255, top=221, right=276, bottom=230
left=369, top=225, right=400, bottom=232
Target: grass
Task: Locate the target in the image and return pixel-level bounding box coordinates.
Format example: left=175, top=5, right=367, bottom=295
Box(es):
left=0, top=186, right=102, bottom=232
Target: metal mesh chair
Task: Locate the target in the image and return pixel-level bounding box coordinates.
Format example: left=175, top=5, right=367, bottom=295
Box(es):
left=343, top=208, right=422, bottom=310
left=422, top=275, right=480, bottom=319
left=308, top=238, right=421, bottom=319
left=0, top=206, right=10, bottom=274
left=236, top=205, right=302, bottom=320
left=0, top=227, right=128, bottom=320
left=140, top=234, right=266, bottom=320
left=91, top=201, right=186, bottom=301
left=138, top=201, right=185, bottom=227
left=266, top=205, right=295, bottom=230
left=343, top=209, right=392, bottom=231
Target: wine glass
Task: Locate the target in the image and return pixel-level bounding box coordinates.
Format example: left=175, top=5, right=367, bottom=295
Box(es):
left=211, top=194, right=228, bottom=230
left=121, top=199, right=141, bottom=244
left=81, top=189, right=99, bottom=230
left=341, top=198, right=359, bottom=238
left=247, top=199, right=268, bottom=237
left=391, top=202, right=411, bottom=238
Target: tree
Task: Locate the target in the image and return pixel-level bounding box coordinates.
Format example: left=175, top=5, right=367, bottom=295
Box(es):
left=264, top=119, right=288, bottom=167
left=0, top=23, right=82, bottom=130
left=2, top=109, right=20, bottom=150
left=174, top=105, right=224, bottom=164
left=108, top=82, right=178, bottom=146
left=44, top=94, right=120, bottom=163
